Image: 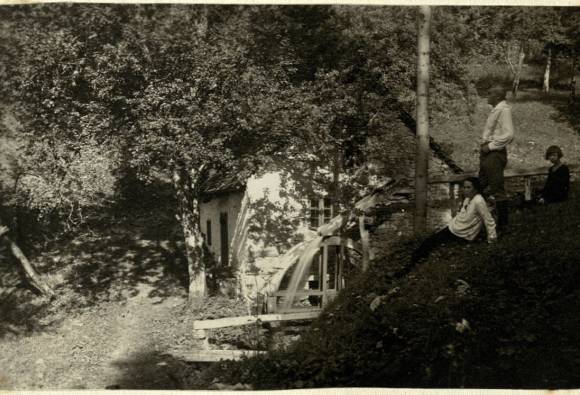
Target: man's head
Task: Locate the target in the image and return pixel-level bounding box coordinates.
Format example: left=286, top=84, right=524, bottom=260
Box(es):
left=485, top=85, right=508, bottom=107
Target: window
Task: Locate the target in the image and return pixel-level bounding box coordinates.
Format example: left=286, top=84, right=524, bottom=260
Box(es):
left=206, top=220, right=212, bottom=246
left=308, top=198, right=333, bottom=229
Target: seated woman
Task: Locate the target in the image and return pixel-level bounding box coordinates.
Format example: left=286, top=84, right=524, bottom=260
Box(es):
left=538, top=145, right=570, bottom=204
left=412, top=177, right=497, bottom=263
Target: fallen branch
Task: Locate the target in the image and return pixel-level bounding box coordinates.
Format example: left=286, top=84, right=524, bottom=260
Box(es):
left=2, top=235, right=54, bottom=297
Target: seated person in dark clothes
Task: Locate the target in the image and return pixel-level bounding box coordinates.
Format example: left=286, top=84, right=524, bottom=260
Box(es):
left=538, top=145, right=570, bottom=204
left=412, top=177, right=497, bottom=263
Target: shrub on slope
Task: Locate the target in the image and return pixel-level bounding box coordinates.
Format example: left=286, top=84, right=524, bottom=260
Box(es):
left=201, top=197, right=580, bottom=389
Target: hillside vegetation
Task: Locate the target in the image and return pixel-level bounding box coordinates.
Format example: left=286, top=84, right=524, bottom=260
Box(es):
left=432, top=88, right=580, bottom=170
left=198, top=190, right=580, bottom=389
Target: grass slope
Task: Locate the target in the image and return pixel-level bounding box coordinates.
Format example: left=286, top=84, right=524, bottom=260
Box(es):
left=200, top=194, right=580, bottom=389
left=432, top=88, right=580, bottom=170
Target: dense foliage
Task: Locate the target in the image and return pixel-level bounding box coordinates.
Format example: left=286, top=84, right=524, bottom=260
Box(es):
left=1, top=4, right=579, bottom=294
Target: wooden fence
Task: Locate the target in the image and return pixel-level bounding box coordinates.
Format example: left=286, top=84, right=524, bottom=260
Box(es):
left=429, top=164, right=579, bottom=215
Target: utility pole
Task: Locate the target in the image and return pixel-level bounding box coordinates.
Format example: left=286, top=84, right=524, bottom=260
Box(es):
left=414, top=5, right=431, bottom=235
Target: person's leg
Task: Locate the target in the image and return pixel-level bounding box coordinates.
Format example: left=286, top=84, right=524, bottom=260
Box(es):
left=486, top=150, right=507, bottom=200
left=478, top=151, right=491, bottom=195
left=412, top=227, right=461, bottom=263
left=487, top=150, right=509, bottom=231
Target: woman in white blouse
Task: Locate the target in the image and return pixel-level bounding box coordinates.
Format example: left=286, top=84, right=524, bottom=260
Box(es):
left=412, top=177, right=497, bottom=263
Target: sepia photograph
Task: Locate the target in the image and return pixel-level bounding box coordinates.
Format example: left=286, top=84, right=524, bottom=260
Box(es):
left=0, top=1, right=579, bottom=390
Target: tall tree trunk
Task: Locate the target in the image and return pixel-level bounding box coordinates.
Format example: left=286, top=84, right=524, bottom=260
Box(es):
left=414, top=5, right=431, bottom=235
left=512, top=40, right=526, bottom=98
left=172, top=164, right=207, bottom=301
left=570, top=55, right=577, bottom=103
left=543, top=47, right=552, bottom=93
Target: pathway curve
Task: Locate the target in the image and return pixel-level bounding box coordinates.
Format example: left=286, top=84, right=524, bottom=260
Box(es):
left=0, top=268, right=197, bottom=389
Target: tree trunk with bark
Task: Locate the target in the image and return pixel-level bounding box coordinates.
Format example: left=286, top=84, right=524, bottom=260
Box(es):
left=512, top=40, right=526, bottom=98
left=414, top=5, right=431, bottom=235
left=172, top=163, right=207, bottom=302
left=543, top=47, right=552, bottom=93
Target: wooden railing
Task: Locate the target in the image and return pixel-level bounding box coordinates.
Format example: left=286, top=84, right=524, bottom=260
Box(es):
left=429, top=164, right=579, bottom=215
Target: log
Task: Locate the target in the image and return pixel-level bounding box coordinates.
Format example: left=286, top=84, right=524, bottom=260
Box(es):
left=4, top=235, right=54, bottom=297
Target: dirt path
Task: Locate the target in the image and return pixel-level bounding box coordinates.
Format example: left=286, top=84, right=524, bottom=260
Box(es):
left=0, top=219, right=203, bottom=390
left=0, top=278, right=196, bottom=390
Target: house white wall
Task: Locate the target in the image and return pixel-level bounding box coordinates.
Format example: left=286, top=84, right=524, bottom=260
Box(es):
left=199, top=191, right=245, bottom=265
left=199, top=170, right=317, bottom=270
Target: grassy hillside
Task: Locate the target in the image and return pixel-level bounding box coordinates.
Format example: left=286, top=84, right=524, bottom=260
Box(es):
left=198, top=189, right=580, bottom=389
left=432, top=88, right=580, bottom=170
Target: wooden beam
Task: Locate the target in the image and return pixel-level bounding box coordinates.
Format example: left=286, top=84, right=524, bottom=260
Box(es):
left=524, top=176, right=532, bottom=201
left=169, top=349, right=266, bottom=362
left=359, top=215, right=370, bottom=271
left=273, top=290, right=338, bottom=297
left=193, top=311, right=320, bottom=330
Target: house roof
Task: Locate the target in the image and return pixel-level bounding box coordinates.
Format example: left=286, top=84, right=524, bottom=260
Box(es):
left=201, top=170, right=245, bottom=198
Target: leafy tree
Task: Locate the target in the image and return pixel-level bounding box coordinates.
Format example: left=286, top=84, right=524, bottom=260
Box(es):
left=4, top=4, right=293, bottom=300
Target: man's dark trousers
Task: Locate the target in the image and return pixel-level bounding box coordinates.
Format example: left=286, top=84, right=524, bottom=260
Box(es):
left=479, top=148, right=507, bottom=199
left=479, top=148, right=509, bottom=229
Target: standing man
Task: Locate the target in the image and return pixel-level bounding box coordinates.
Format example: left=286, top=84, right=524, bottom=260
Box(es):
left=479, top=84, right=515, bottom=232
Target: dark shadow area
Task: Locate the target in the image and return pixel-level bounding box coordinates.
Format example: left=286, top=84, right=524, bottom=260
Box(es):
left=106, top=350, right=202, bottom=389
left=0, top=247, right=60, bottom=338
left=0, top=177, right=190, bottom=339
left=45, top=176, right=188, bottom=301
left=58, top=218, right=189, bottom=305
left=551, top=98, right=580, bottom=135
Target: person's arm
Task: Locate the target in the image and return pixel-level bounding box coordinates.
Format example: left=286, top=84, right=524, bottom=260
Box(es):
left=481, top=108, right=497, bottom=142
left=474, top=197, right=497, bottom=241
left=0, top=225, right=9, bottom=238
left=488, top=106, right=514, bottom=151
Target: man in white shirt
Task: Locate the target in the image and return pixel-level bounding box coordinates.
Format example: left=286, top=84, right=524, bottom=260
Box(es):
left=479, top=84, right=514, bottom=230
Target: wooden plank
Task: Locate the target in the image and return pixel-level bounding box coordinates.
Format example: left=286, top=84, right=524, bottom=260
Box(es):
left=169, top=349, right=267, bottom=362
left=429, top=172, right=477, bottom=184
left=359, top=215, right=370, bottom=271
left=193, top=311, right=320, bottom=330
left=269, top=307, right=322, bottom=314
left=524, top=176, right=532, bottom=201
left=273, top=290, right=338, bottom=297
